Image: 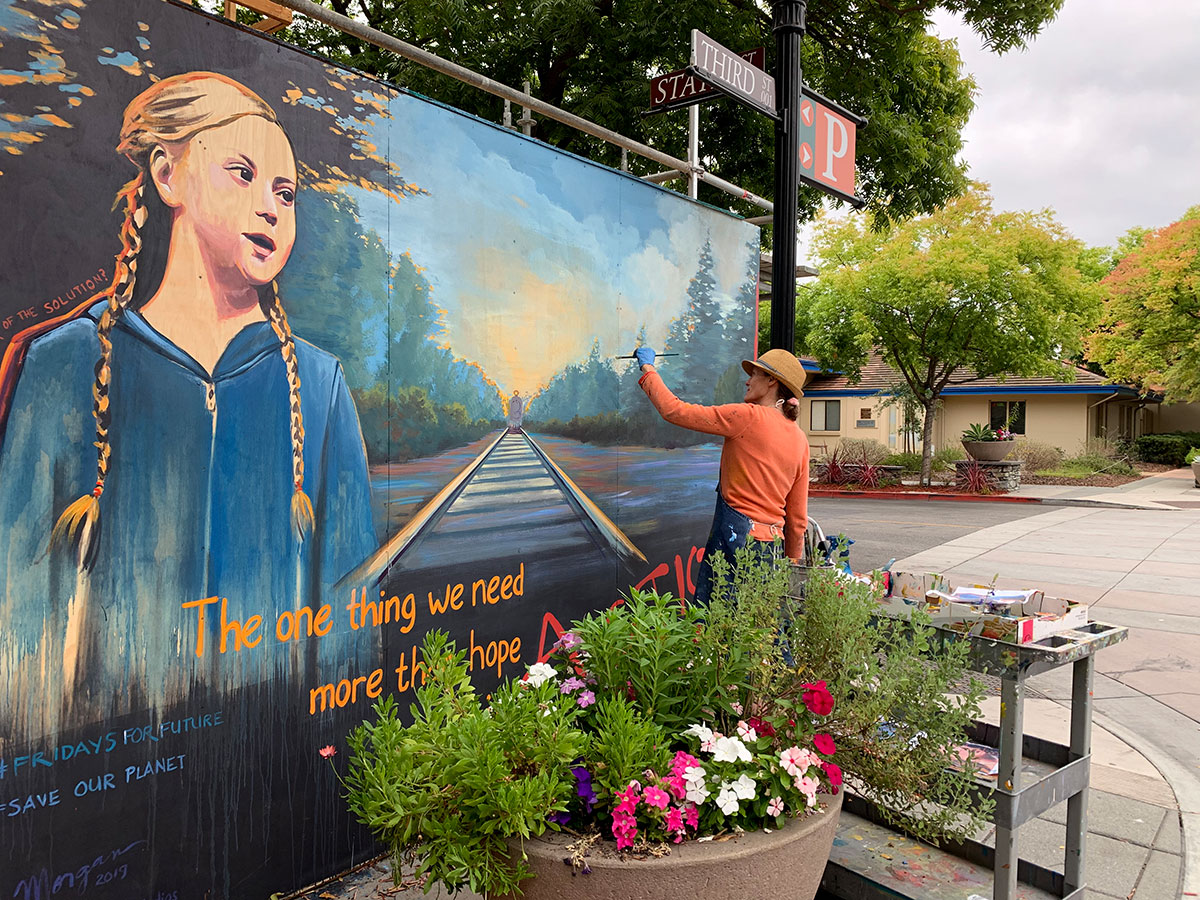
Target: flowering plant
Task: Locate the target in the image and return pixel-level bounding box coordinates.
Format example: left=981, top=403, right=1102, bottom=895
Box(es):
left=342, top=547, right=990, bottom=895
left=961, top=422, right=1013, bottom=442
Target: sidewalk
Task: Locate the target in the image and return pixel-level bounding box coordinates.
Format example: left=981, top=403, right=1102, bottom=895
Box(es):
left=893, top=498, right=1200, bottom=899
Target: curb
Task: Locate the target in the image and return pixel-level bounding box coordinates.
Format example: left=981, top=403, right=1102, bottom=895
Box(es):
left=807, top=488, right=1165, bottom=511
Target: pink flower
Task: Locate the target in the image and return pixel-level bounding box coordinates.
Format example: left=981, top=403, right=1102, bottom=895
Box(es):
left=779, top=746, right=810, bottom=778
left=611, top=810, right=638, bottom=850
left=318, top=745, right=336, bottom=759
left=747, top=715, right=775, bottom=737
left=795, top=775, right=820, bottom=805
left=577, top=690, right=596, bottom=708
left=671, top=751, right=700, bottom=776
left=643, top=785, right=670, bottom=810
left=813, top=733, right=836, bottom=756
left=730, top=700, right=743, bottom=716
left=664, top=774, right=687, bottom=801
left=555, top=632, right=582, bottom=650
left=560, top=676, right=585, bottom=693
left=822, top=761, right=843, bottom=793
left=767, top=796, right=784, bottom=817
left=801, top=681, right=834, bottom=716
left=736, top=720, right=758, bottom=742
left=665, top=806, right=685, bottom=840
left=683, top=805, right=699, bottom=829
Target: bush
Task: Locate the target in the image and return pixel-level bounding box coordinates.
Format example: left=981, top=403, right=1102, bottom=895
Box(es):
left=836, top=438, right=890, bottom=465
left=932, top=446, right=965, bottom=472
left=882, top=452, right=923, bottom=472
left=1133, top=432, right=1200, bottom=467
left=1010, top=438, right=1063, bottom=473
left=1186, top=447, right=1200, bottom=465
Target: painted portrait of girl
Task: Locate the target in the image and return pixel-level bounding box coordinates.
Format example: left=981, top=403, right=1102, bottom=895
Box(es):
left=0, top=72, right=378, bottom=737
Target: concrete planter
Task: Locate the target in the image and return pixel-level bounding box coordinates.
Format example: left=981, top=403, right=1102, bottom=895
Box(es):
left=498, top=791, right=843, bottom=900
left=961, top=439, right=1015, bottom=462
left=1192, top=460, right=1200, bottom=487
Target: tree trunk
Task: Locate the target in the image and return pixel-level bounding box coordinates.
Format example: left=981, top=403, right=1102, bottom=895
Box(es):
left=919, top=400, right=938, bottom=487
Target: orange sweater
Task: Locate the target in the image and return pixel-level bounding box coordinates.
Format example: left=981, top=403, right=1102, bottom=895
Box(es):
left=639, top=369, right=810, bottom=559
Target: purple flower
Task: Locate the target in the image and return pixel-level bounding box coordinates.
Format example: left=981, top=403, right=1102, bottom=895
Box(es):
left=572, top=765, right=598, bottom=810
left=577, top=690, right=596, bottom=708
left=547, top=810, right=571, bottom=826
left=560, top=676, right=586, bottom=694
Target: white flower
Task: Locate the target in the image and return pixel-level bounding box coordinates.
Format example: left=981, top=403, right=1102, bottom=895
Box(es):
left=731, top=774, right=756, bottom=800
left=736, top=721, right=758, bottom=742
left=767, top=796, right=784, bottom=817
left=711, top=736, right=752, bottom=764
left=684, top=723, right=714, bottom=744
left=715, top=786, right=740, bottom=815
left=524, top=662, right=557, bottom=688
left=684, top=768, right=711, bottom=804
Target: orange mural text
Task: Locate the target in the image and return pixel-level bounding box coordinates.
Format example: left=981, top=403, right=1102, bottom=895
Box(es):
left=309, top=667, right=385, bottom=715
left=426, top=581, right=465, bottom=616
left=345, top=588, right=416, bottom=633
left=469, top=629, right=521, bottom=679
left=180, top=596, right=263, bottom=656
left=275, top=603, right=333, bottom=642
left=471, top=562, right=525, bottom=607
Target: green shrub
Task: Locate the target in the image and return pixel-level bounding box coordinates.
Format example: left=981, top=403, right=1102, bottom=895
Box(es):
left=882, top=452, right=923, bottom=472
left=837, top=438, right=890, bottom=465
left=1187, top=447, right=1200, bottom=465
left=1010, top=438, right=1063, bottom=473
left=1133, top=432, right=1200, bottom=466
left=932, top=445, right=965, bottom=472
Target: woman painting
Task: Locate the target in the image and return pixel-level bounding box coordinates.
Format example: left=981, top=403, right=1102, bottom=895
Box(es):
left=633, top=346, right=810, bottom=603
left=0, top=72, right=377, bottom=737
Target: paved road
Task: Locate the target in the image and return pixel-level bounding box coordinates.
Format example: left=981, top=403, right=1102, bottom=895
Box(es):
left=808, top=496, right=1047, bottom=573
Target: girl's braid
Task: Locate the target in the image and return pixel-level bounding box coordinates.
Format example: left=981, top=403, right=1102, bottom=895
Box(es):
left=51, top=175, right=147, bottom=569
left=261, top=279, right=314, bottom=540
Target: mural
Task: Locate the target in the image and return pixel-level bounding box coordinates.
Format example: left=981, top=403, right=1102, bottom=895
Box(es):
left=0, top=0, right=760, bottom=896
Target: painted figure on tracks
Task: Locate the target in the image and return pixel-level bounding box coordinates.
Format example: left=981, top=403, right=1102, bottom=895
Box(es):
left=0, top=72, right=378, bottom=739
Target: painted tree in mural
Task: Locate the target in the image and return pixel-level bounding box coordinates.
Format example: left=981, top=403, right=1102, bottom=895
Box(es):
left=799, top=187, right=1101, bottom=485
left=530, top=340, right=620, bottom=423
left=1088, top=206, right=1200, bottom=402
left=237, top=0, right=1065, bottom=228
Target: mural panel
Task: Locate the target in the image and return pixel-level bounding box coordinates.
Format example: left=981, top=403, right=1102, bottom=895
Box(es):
left=0, top=0, right=760, bottom=895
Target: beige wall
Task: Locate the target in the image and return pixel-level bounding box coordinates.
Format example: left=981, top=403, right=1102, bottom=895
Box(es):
left=800, top=396, right=906, bottom=456
left=1155, top=401, right=1200, bottom=433
left=936, top=394, right=1091, bottom=453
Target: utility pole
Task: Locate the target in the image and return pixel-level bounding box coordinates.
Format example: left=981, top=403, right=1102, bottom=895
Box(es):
left=769, top=0, right=805, bottom=353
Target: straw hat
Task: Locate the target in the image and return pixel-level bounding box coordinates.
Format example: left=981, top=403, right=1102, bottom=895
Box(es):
left=741, top=348, right=807, bottom=397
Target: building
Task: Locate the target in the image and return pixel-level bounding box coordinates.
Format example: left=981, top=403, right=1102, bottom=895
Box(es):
left=799, top=354, right=1158, bottom=456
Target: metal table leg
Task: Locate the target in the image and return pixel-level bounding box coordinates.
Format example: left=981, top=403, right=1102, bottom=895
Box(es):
left=1065, top=655, right=1093, bottom=892
left=995, top=672, right=1025, bottom=900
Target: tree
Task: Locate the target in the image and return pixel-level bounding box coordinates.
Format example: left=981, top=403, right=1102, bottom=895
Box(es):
left=212, top=0, right=1065, bottom=230
left=1088, top=206, right=1200, bottom=403
left=799, top=187, right=1101, bottom=484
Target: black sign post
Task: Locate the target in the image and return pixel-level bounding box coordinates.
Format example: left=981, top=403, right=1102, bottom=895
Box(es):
left=770, top=0, right=806, bottom=353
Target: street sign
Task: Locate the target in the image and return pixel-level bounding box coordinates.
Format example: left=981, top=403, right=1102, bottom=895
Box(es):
left=797, top=91, right=862, bottom=206
left=648, top=47, right=764, bottom=114
left=687, top=29, right=777, bottom=120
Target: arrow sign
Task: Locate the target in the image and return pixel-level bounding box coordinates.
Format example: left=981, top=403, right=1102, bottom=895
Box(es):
left=688, top=29, right=778, bottom=121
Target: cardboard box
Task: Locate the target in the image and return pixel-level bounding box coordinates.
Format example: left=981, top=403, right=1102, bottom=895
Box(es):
left=882, top=571, right=1089, bottom=644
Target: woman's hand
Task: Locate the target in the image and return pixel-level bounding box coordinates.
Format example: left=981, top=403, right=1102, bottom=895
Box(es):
left=633, top=346, right=656, bottom=371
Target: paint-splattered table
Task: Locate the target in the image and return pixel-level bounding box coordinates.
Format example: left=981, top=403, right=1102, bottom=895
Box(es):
left=821, top=618, right=1128, bottom=900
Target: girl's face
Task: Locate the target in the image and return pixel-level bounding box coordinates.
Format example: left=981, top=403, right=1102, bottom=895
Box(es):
left=165, top=115, right=297, bottom=285
left=744, top=368, right=778, bottom=404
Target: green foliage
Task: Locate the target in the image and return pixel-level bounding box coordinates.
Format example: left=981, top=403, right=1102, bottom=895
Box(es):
left=1089, top=207, right=1200, bottom=401
left=1133, top=432, right=1200, bottom=467
left=344, top=631, right=586, bottom=896
left=932, top=446, right=966, bottom=471
left=1186, top=447, right=1200, bottom=466
left=882, top=451, right=924, bottom=473
left=802, top=187, right=1099, bottom=485
left=588, top=696, right=672, bottom=803
left=212, top=1, right=1065, bottom=231
left=568, top=589, right=719, bottom=734
left=961, top=423, right=998, bottom=442
left=792, top=566, right=993, bottom=841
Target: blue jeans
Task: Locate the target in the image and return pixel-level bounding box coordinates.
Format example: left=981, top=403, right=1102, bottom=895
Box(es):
left=693, top=492, right=779, bottom=605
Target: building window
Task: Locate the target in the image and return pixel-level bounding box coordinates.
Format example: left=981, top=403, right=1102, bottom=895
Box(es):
left=811, top=399, right=841, bottom=432
left=989, top=400, right=1026, bottom=434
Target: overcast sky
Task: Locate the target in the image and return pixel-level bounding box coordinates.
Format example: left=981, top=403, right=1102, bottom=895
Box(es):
left=930, top=0, right=1200, bottom=249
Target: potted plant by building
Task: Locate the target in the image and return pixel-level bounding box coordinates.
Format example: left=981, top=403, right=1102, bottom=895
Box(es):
left=961, top=422, right=1016, bottom=461
left=1187, top=446, right=1200, bottom=487
left=339, top=549, right=990, bottom=900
